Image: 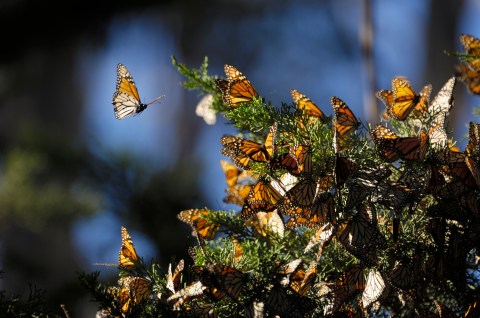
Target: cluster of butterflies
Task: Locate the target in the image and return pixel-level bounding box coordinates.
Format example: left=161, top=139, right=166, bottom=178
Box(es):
left=455, top=33, right=480, bottom=95
left=174, top=63, right=480, bottom=316
left=101, top=46, right=480, bottom=316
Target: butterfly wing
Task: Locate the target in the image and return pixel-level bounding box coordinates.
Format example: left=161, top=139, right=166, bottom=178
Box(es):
left=113, top=64, right=145, bottom=120
left=291, top=89, right=326, bottom=121
left=455, top=64, right=480, bottom=95
left=331, top=96, right=360, bottom=138
left=460, top=34, right=480, bottom=71
left=177, top=209, right=220, bottom=241
left=388, top=77, right=418, bottom=120
left=218, top=65, right=259, bottom=108
left=119, top=226, right=140, bottom=270
left=112, top=63, right=163, bottom=119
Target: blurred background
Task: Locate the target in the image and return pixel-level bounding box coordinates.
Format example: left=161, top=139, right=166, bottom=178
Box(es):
left=0, top=0, right=479, bottom=316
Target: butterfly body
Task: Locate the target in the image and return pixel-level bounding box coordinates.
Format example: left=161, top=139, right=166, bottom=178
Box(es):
left=112, top=63, right=164, bottom=119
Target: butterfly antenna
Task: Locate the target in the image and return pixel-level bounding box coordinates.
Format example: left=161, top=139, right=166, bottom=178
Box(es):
left=146, top=94, right=166, bottom=105
left=93, top=262, right=118, bottom=267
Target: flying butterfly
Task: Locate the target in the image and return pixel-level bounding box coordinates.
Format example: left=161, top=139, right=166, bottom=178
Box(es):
left=112, top=63, right=165, bottom=120
left=220, top=122, right=277, bottom=169
left=215, top=64, right=259, bottom=108
left=459, top=34, right=480, bottom=72
left=331, top=96, right=360, bottom=138
left=455, top=64, right=480, bottom=95
left=376, top=77, right=432, bottom=120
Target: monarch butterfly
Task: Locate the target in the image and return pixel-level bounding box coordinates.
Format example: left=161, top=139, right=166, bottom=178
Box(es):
left=244, top=210, right=285, bottom=238
left=337, top=263, right=366, bottom=293
left=224, top=184, right=252, bottom=206
left=427, top=77, right=456, bottom=151
left=455, top=64, right=480, bottom=95
left=465, top=122, right=480, bottom=188
left=284, top=177, right=317, bottom=207
left=177, top=209, right=221, bottom=241
left=285, top=192, right=335, bottom=228
left=459, top=34, right=480, bottom=72
left=428, top=76, right=456, bottom=116
left=334, top=155, right=356, bottom=187
left=166, top=259, right=184, bottom=294
left=241, top=177, right=284, bottom=218
left=291, top=89, right=326, bottom=120
left=270, top=151, right=300, bottom=175
left=212, top=264, right=245, bottom=300
left=220, top=122, right=277, bottom=169
left=167, top=281, right=206, bottom=310
left=304, top=223, right=335, bottom=254
left=289, top=261, right=317, bottom=296
left=336, top=206, right=386, bottom=266
left=193, top=264, right=245, bottom=301
left=428, top=115, right=449, bottom=152
left=118, top=276, right=152, bottom=312
left=370, top=125, right=428, bottom=162
left=291, top=89, right=326, bottom=131
left=277, top=258, right=303, bottom=277
left=331, top=96, right=360, bottom=138
left=376, top=77, right=432, bottom=120
left=265, top=284, right=289, bottom=314
left=467, top=121, right=480, bottom=156
left=344, top=165, right=391, bottom=211
left=361, top=269, right=385, bottom=308
left=112, top=63, right=164, bottom=120
left=292, top=144, right=313, bottom=175
left=215, top=64, right=259, bottom=108
left=387, top=262, right=420, bottom=291
left=119, top=226, right=141, bottom=271
left=220, top=159, right=241, bottom=188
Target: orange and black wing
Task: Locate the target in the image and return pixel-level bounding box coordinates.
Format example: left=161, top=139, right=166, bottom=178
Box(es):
left=112, top=64, right=163, bottom=119
left=331, top=96, right=360, bottom=138
left=459, top=34, right=480, bottom=72
left=119, top=226, right=140, bottom=270
left=216, top=64, right=259, bottom=108
left=177, top=209, right=220, bottom=241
